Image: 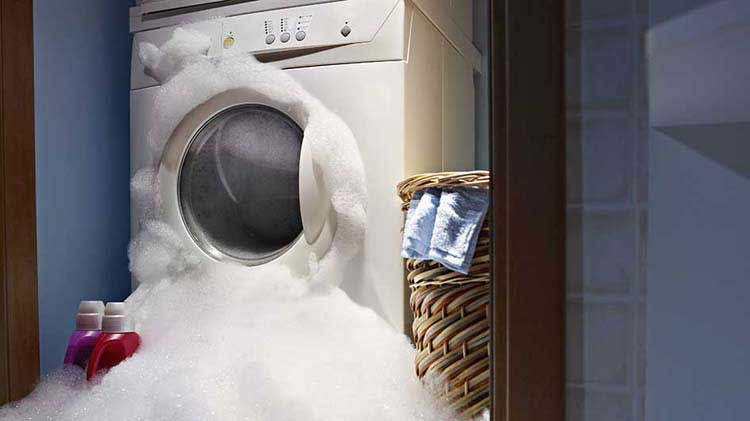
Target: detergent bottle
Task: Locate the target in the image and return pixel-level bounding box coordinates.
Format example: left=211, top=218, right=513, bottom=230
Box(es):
left=63, top=301, right=105, bottom=368
left=86, top=302, right=140, bottom=381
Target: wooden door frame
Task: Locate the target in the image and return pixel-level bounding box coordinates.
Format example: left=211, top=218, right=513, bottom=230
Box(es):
left=0, top=0, right=39, bottom=403
left=489, top=0, right=566, bottom=420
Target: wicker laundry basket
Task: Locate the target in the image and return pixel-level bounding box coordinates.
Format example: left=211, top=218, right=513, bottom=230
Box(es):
left=397, top=171, right=490, bottom=419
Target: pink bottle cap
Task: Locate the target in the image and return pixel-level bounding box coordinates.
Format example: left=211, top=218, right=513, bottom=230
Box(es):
left=76, top=301, right=104, bottom=331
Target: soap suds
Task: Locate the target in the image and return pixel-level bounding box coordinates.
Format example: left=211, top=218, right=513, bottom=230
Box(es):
left=3, top=268, right=454, bottom=420
left=0, top=29, right=465, bottom=420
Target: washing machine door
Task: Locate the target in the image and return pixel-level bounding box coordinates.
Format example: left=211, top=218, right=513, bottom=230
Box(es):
left=159, top=88, right=333, bottom=267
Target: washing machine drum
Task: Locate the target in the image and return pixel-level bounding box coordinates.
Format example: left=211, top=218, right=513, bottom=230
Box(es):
left=159, top=90, right=332, bottom=267
left=179, top=104, right=303, bottom=264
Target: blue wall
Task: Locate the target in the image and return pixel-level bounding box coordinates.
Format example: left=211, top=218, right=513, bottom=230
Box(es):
left=648, top=129, right=750, bottom=421
left=34, top=0, right=133, bottom=374
left=647, top=0, right=750, bottom=419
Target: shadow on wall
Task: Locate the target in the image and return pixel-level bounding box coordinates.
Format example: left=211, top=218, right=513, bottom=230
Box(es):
left=654, top=124, right=750, bottom=179
left=34, top=0, right=134, bottom=374
left=649, top=0, right=750, bottom=177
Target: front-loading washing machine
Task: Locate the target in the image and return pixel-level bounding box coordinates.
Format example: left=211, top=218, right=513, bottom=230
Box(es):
left=130, top=0, right=481, bottom=332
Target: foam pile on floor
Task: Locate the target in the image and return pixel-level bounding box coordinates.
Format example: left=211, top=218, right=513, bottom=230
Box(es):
left=0, top=29, right=467, bottom=420
left=3, top=266, right=456, bottom=420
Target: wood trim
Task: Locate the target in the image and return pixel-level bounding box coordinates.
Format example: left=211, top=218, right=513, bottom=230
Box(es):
left=490, top=0, right=565, bottom=420
left=0, top=1, right=7, bottom=402
left=489, top=0, right=507, bottom=417
left=0, top=0, right=38, bottom=403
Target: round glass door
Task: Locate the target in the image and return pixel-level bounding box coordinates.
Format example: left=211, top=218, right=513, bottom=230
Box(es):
left=178, top=104, right=304, bottom=265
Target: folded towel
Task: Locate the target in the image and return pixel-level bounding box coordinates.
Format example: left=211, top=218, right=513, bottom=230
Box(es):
left=428, top=188, right=489, bottom=274
left=401, top=188, right=442, bottom=259
left=401, top=186, right=489, bottom=275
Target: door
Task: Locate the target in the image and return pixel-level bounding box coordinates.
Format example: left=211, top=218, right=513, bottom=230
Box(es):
left=152, top=86, right=336, bottom=275
left=490, top=0, right=566, bottom=420
left=176, top=104, right=305, bottom=265
left=0, top=0, right=39, bottom=404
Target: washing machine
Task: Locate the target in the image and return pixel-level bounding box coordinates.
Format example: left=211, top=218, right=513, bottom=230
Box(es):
left=130, top=0, right=481, bottom=332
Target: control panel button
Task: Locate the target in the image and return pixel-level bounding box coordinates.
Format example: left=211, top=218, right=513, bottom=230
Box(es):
left=265, top=34, right=276, bottom=45
left=341, top=25, right=351, bottom=37
left=280, top=32, right=291, bottom=43
left=295, top=31, right=306, bottom=41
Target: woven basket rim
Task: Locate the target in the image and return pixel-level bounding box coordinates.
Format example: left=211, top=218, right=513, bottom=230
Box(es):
left=397, top=171, right=489, bottom=203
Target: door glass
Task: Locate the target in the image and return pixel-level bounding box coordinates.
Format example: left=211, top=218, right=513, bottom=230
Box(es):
left=179, top=104, right=303, bottom=264
left=566, top=0, right=750, bottom=419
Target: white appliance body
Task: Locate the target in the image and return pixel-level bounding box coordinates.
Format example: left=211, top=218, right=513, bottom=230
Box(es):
left=130, top=0, right=478, bottom=331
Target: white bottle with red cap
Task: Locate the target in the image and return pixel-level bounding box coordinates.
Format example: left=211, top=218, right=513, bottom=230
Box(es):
left=86, top=302, right=141, bottom=381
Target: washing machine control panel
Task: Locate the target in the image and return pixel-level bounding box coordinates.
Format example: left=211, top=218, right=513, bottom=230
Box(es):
left=131, top=0, right=401, bottom=90
left=254, top=14, right=313, bottom=46
left=220, top=1, right=385, bottom=54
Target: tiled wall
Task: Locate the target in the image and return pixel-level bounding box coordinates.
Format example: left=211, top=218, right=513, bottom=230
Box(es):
left=565, top=0, right=649, bottom=419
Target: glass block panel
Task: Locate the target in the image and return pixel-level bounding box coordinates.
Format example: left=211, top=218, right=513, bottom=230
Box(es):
left=580, top=116, right=635, bottom=203
left=639, top=208, right=649, bottom=296
left=636, top=0, right=649, bottom=17
left=566, top=2, right=648, bottom=421
left=581, top=26, right=636, bottom=109
left=637, top=302, right=647, bottom=387
left=636, top=25, right=649, bottom=110
left=582, top=0, right=633, bottom=21
left=567, top=301, right=634, bottom=385
left=637, top=121, right=650, bottom=205
left=567, top=388, right=633, bottom=421
left=567, top=0, right=583, bottom=25
left=567, top=118, right=584, bottom=204
left=583, top=212, right=637, bottom=294
left=567, top=28, right=583, bottom=111
left=637, top=392, right=645, bottom=421
left=567, top=209, right=584, bottom=293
